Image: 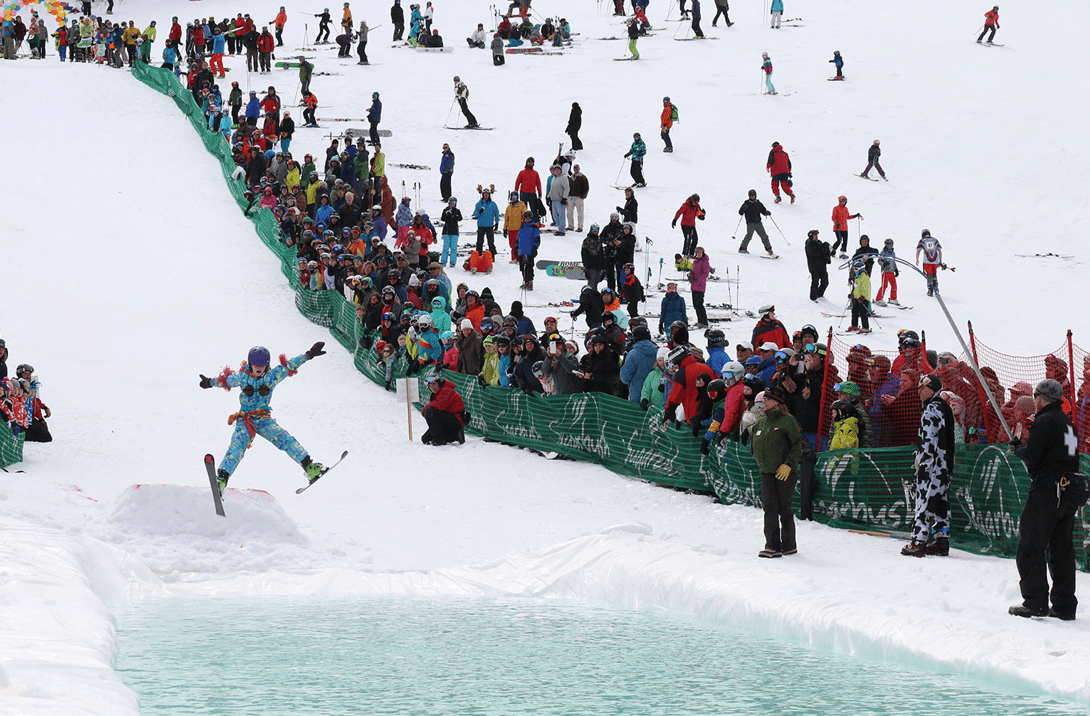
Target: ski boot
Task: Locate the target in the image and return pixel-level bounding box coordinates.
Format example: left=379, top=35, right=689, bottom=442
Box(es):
left=925, top=537, right=949, bottom=556
left=217, top=469, right=231, bottom=496
left=774, top=195, right=782, bottom=204
left=874, top=300, right=887, bottom=307
left=738, top=248, right=749, bottom=254
left=900, top=539, right=928, bottom=557
left=789, top=194, right=796, bottom=204
left=845, top=325, right=859, bottom=332
left=888, top=299, right=900, bottom=306
left=301, top=456, right=326, bottom=484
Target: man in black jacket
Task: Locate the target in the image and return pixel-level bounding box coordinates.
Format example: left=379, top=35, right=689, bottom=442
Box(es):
left=804, top=229, right=831, bottom=301
left=1009, top=379, right=1084, bottom=620
left=391, top=0, right=404, bottom=41
left=738, top=189, right=773, bottom=256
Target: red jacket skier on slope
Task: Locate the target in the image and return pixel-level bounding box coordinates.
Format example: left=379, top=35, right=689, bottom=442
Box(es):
left=766, top=142, right=795, bottom=203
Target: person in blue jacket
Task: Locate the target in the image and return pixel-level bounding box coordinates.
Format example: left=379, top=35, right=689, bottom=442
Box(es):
left=624, top=132, right=647, bottom=187
left=658, top=282, right=687, bottom=335
left=162, top=42, right=178, bottom=69
left=245, top=90, right=261, bottom=127
left=770, top=0, right=783, bottom=28
left=411, top=314, right=444, bottom=372
left=199, top=343, right=328, bottom=495
left=619, top=324, right=659, bottom=403
left=439, top=144, right=455, bottom=201
left=704, top=329, right=729, bottom=376
left=829, top=50, right=844, bottom=79
left=471, top=188, right=500, bottom=255
left=755, top=342, right=778, bottom=386
left=517, top=211, right=541, bottom=290
left=367, top=91, right=382, bottom=144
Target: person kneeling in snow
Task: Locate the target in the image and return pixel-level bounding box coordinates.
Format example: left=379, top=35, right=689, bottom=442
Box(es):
left=421, top=374, right=469, bottom=445
left=199, top=343, right=328, bottom=495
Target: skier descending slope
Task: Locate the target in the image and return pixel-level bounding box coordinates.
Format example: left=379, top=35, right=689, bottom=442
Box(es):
left=199, top=343, right=328, bottom=494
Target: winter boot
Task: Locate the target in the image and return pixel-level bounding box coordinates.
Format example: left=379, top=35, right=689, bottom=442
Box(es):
left=758, top=548, right=782, bottom=558
left=217, top=469, right=231, bottom=496
left=925, top=537, right=949, bottom=556
left=1008, top=604, right=1048, bottom=618
left=301, top=455, right=325, bottom=484
left=900, top=539, right=928, bottom=557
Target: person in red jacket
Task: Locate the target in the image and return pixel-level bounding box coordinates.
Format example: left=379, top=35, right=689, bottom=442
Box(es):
left=260, top=86, right=281, bottom=125
left=671, top=193, right=705, bottom=256
left=977, top=5, right=999, bottom=44
left=421, top=374, right=468, bottom=445
left=751, top=305, right=790, bottom=348
left=660, top=96, right=675, bottom=153
left=258, top=26, right=274, bottom=73
left=765, top=142, right=795, bottom=204
left=169, top=17, right=182, bottom=44
left=664, top=345, right=718, bottom=431
left=831, top=195, right=861, bottom=259
left=514, top=157, right=544, bottom=218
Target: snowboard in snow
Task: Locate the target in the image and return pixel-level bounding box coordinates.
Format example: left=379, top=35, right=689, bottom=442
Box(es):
left=296, top=450, right=349, bottom=494
left=537, top=259, right=586, bottom=280
left=204, top=453, right=226, bottom=518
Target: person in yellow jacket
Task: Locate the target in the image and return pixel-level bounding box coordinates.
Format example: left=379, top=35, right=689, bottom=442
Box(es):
left=143, top=20, right=157, bottom=46
left=847, top=260, right=871, bottom=334
left=305, top=173, right=323, bottom=207
left=341, top=3, right=353, bottom=33
left=502, top=192, right=526, bottom=263
left=272, top=6, right=287, bottom=46
left=829, top=399, right=859, bottom=449
left=285, top=160, right=301, bottom=190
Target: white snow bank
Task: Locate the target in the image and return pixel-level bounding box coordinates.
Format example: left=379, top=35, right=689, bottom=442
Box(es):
left=0, top=518, right=139, bottom=716
left=101, top=485, right=315, bottom=582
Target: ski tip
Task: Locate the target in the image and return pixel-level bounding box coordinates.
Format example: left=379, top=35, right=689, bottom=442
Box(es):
left=204, top=453, right=216, bottom=464
left=340, top=449, right=349, bottom=459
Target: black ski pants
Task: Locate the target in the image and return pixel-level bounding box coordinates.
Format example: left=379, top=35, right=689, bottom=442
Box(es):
left=1016, top=480, right=1079, bottom=616
left=809, top=267, right=829, bottom=300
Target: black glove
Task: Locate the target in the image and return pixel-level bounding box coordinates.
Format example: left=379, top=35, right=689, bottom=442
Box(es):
left=306, top=341, right=327, bottom=359
left=359, top=335, right=373, bottom=350
left=640, top=398, right=649, bottom=410
left=1009, top=438, right=1022, bottom=450
left=700, top=439, right=710, bottom=456
left=690, top=418, right=701, bottom=437
left=384, top=379, right=394, bottom=391
left=199, top=374, right=214, bottom=389
left=561, top=198, right=567, bottom=205
left=697, top=213, right=705, bottom=220
left=478, top=375, right=487, bottom=387
left=671, top=220, right=677, bottom=229
left=739, top=430, right=749, bottom=446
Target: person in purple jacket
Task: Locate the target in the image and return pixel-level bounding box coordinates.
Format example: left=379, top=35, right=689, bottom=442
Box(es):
left=689, top=246, right=711, bottom=328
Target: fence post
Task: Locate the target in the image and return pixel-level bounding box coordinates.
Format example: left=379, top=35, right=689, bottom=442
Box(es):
left=1068, top=329, right=1079, bottom=437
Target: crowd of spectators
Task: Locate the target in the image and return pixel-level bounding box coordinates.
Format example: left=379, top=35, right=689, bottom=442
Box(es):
left=0, top=340, right=52, bottom=444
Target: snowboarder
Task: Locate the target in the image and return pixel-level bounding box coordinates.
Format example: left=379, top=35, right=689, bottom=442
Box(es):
left=874, top=238, right=900, bottom=305
left=830, top=195, right=860, bottom=258
left=770, top=0, right=783, bottom=28
left=765, top=142, right=795, bottom=203
left=672, top=193, right=705, bottom=256
left=916, top=229, right=943, bottom=296
left=862, top=139, right=886, bottom=180
left=761, top=51, right=775, bottom=94
left=660, top=97, right=675, bottom=152
left=199, top=343, right=329, bottom=495
left=453, top=76, right=479, bottom=128
left=829, top=50, right=843, bottom=79
left=624, top=132, right=647, bottom=187
left=738, top=189, right=775, bottom=256
left=977, top=5, right=1000, bottom=45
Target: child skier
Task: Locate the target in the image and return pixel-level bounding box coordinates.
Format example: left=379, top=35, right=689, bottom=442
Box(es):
left=199, top=343, right=328, bottom=494
left=761, top=52, right=775, bottom=95
left=847, top=261, right=871, bottom=334
left=916, top=229, right=943, bottom=296
left=874, top=238, right=900, bottom=306
left=862, top=139, right=886, bottom=180
left=829, top=50, right=844, bottom=79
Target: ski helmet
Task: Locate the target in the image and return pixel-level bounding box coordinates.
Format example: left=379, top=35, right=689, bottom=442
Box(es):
left=808, top=229, right=819, bottom=239
left=510, top=192, right=519, bottom=201
left=631, top=324, right=652, bottom=342
left=722, top=361, right=745, bottom=383
left=448, top=196, right=457, bottom=204
left=453, top=75, right=460, bottom=82
left=749, top=189, right=758, bottom=198
left=691, top=193, right=700, bottom=202
left=1034, top=379, right=1063, bottom=402
left=706, top=379, right=727, bottom=400
left=921, top=229, right=931, bottom=237
left=758, top=304, right=775, bottom=317
left=247, top=346, right=271, bottom=367
left=830, top=399, right=854, bottom=422
left=771, top=141, right=779, bottom=148
left=663, top=96, right=670, bottom=103
left=884, top=238, right=894, bottom=247
left=838, top=195, right=848, bottom=203
left=417, top=314, right=433, bottom=330
left=873, top=139, right=880, bottom=145
left=705, top=329, right=727, bottom=348
left=372, top=91, right=379, bottom=98
left=610, top=212, right=620, bottom=221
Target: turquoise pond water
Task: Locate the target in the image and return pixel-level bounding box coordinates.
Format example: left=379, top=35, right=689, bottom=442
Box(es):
left=113, top=596, right=1086, bottom=716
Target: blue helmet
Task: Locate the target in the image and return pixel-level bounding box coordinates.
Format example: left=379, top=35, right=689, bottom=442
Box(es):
left=248, top=346, right=271, bottom=367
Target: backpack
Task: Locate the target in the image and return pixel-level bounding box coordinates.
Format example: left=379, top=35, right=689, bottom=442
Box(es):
left=670, top=104, right=679, bottom=122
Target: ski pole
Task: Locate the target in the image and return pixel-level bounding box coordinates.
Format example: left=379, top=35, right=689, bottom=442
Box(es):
left=443, top=97, right=456, bottom=128
left=657, top=257, right=664, bottom=286
left=768, top=216, right=792, bottom=246
left=736, top=264, right=741, bottom=314
left=725, top=265, right=732, bottom=310
left=730, top=215, right=742, bottom=240
left=972, top=24, right=983, bottom=40
left=614, top=157, right=626, bottom=185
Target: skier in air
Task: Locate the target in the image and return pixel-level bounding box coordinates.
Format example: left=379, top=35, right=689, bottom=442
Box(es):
left=200, top=343, right=328, bottom=494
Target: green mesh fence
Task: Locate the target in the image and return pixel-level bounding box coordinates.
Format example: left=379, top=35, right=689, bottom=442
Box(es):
left=0, top=429, right=23, bottom=468
left=132, top=63, right=1090, bottom=568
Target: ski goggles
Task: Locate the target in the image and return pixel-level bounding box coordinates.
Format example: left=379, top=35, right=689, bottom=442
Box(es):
left=803, top=343, right=827, bottom=356
left=241, top=384, right=271, bottom=397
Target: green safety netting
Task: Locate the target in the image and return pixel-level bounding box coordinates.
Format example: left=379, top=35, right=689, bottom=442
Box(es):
left=131, top=62, right=1090, bottom=568
left=0, top=429, right=23, bottom=468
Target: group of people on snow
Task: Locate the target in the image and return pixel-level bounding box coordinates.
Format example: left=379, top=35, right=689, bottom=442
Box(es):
left=0, top=342, right=52, bottom=444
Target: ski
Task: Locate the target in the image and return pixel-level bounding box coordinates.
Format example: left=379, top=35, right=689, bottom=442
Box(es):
left=443, top=126, right=495, bottom=130
left=857, top=173, right=879, bottom=182
left=873, top=302, right=913, bottom=310
left=978, top=42, right=1004, bottom=47
left=675, top=37, right=719, bottom=41
left=613, top=57, right=641, bottom=61
left=391, top=163, right=432, bottom=170
left=204, top=453, right=226, bottom=518
left=822, top=312, right=890, bottom=319
left=1015, top=253, right=1074, bottom=259
left=761, top=255, right=780, bottom=260
left=296, top=450, right=349, bottom=494
left=827, top=77, right=846, bottom=81
left=611, top=184, right=644, bottom=189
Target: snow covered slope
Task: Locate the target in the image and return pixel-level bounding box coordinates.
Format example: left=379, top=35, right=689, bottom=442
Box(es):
left=1, top=1, right=1089, bottom=713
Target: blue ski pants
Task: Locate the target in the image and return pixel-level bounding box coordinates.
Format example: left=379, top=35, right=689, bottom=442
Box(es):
left=220, top=416, right=307, bottom=475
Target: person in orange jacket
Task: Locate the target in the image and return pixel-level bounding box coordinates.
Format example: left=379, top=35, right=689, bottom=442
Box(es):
left=272, top=6, right=287, bottom=46
left=660, top=96, right=675, bottom=152
left=830, top=195, right=861, bottom=259
left=977, top=5, right=999, bottom=45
